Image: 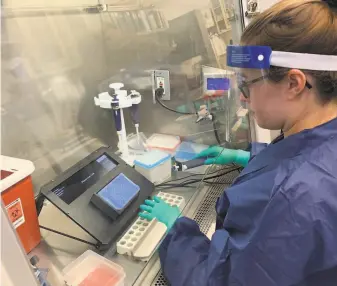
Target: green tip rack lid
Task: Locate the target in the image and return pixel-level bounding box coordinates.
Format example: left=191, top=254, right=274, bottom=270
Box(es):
left=134, top=150, right=171, bottom=170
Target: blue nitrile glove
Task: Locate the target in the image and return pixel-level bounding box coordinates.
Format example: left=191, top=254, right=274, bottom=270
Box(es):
left=139, top=196, right=180, bottom=230
left=196, top=146, right=250, bottom=167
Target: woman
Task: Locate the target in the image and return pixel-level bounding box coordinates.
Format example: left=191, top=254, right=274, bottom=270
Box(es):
left=140, top=0, right=337, bottom=285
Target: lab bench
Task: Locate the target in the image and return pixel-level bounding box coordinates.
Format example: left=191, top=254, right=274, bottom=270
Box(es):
left=30, top=169, right=239, bottom=286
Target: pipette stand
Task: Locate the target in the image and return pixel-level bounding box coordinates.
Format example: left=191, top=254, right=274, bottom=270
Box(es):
left=94, top=83, right=142, bottom=166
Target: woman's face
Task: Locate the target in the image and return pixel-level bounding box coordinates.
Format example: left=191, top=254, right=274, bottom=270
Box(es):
left=238, top=69, right=291, bottom=130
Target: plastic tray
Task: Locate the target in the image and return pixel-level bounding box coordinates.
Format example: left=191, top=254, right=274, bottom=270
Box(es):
left=63, top=250, right=125, bottom=286
left=116, top=192, right=185, bottom=261
left=117, top=218, right=167, bottom=261
left=175, top=141, right=209, bottom=161
left=146, top=134, right=180, bottom=153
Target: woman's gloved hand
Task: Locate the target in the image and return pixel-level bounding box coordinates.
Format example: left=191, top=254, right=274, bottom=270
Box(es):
left=139, top=196, right=180, bottom=230
left=196, top=146, right=250, bottom=167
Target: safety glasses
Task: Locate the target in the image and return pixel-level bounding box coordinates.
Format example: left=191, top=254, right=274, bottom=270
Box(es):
left=238, top=75, right=269, bottom=99
left=238, top=75, right=313, bottom=99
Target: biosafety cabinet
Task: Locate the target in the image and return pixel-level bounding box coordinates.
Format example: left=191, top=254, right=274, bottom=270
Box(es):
left=1, top=0, right=278, bottom=285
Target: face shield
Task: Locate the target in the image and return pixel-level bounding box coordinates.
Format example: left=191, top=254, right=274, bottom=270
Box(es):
left=224, top=45, right=337, bottom=133
left=227, top=45, right=337, bottom=99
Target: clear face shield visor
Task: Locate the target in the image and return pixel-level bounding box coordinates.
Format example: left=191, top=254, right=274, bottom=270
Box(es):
left=227, top=45, right=337, bottom=99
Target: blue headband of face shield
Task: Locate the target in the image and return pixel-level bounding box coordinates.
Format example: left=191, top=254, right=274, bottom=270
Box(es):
left=227, top=45, right=337, bottom=71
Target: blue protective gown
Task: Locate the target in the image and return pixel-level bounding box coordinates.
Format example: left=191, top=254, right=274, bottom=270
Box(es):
left=159, top=117, right=337, bottom=286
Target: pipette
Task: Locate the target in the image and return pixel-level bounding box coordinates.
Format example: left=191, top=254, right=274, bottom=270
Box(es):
left=94, top=83, right=142, bottom=166
left=109, top=87, right=123, bottom=145
left=130, top=104, right=140, bottom=144
left=130, top=90, right=145, bottom=148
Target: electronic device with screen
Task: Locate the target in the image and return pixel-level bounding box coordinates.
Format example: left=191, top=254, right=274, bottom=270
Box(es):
left=203, top=72, right=231, bottom=94
left=206, top=77, right=230, bottom=91
left=39, top=147, right=155, bottom=249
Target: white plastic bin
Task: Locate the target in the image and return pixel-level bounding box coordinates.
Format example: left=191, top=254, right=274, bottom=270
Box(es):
left=63, top=250, right=125, bottom=286
left=134, top=150, right=171, bottom=184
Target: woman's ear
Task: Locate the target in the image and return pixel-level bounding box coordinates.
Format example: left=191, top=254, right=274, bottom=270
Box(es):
left=286, top=69, right=307, bottom=99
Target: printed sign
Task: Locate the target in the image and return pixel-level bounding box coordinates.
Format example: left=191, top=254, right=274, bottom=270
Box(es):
left=227, top=46, right=272, bottom=69
left=6, top=198, right=25, bottom=229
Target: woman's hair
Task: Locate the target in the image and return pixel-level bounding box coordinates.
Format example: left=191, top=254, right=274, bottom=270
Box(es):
left=241, top=0, right=337, bottom=103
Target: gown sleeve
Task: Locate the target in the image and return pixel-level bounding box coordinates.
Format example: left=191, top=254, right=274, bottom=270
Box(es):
left=159, top=168, right=330, bottom=286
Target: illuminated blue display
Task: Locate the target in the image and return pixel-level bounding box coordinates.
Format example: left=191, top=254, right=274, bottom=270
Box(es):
left=207, top=78, right=230, bottom=91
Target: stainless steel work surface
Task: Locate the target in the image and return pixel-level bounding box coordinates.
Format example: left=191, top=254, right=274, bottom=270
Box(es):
left=30, top=169, right=239, bottom=285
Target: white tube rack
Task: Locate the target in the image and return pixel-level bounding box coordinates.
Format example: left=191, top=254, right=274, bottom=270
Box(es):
left=116, top=192, right=185, bottom=261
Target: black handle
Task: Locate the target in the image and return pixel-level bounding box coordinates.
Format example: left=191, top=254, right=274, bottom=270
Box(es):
left=183, top=158, right=206, bottom=170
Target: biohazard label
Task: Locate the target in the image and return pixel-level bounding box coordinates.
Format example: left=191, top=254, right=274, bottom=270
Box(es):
left=6, top=198, right=25, bottom=229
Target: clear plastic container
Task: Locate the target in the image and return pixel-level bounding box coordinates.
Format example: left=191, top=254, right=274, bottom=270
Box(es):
left=63, top=250, right=125, bottom=286
left=175, top=141, right=209, bottom=161
left=146, top=134, right=180, bottom=154
left=134, top=150, right=171, bottom=184
left=127, top=132, right=147, bottom=151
